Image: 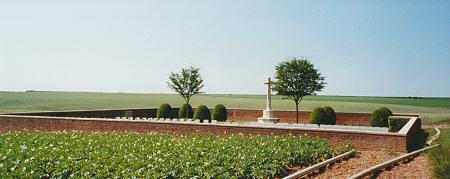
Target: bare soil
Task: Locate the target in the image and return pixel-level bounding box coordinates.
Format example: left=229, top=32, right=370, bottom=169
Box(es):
left=290, top=150, right=432, bottom=179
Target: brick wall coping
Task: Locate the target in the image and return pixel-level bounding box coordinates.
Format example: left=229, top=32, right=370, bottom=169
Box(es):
left=0, top=114, right=406, bottom=137
left=398, top=117, right=419, bottom=135
left=1, top=108, right=155, bottom=115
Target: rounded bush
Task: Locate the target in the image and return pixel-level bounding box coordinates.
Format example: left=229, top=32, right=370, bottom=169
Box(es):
left=371, top=107, right=393, bottom=127
left=212, top=104, right=227, bottom=122
left=310, top=107, right=328, bottom=125
left=194, top=105, right=211, bottom=123
left=157, top=103, right=172, bottom=119
left=179, top=103, right=194, bottom=119
left=323, top=106, right=336, bottom=125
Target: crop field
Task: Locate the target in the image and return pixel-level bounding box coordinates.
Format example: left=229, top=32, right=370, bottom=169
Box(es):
left=0, top=132, right=332, bottom=178
left=1, top=91, right=449, bottom=125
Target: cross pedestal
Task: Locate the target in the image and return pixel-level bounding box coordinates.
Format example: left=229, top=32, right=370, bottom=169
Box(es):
left=258, top=77, right=279, bottom=124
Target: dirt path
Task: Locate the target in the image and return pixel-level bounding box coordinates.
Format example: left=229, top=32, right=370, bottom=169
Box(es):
left=297, top=150, right=432, bottom=179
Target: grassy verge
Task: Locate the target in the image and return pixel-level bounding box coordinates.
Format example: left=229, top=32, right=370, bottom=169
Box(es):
left=427, top=128, right=450, bottom=179
left=0, top=132, right=332, bottom=178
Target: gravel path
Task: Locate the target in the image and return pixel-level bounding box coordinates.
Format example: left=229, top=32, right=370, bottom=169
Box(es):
left=376, top=155, right=432, bottom=179
left=295, top=150, right=432, bottom=179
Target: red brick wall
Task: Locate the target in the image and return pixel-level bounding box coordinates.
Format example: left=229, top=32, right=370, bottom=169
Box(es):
left=8, top=108, right=419, bottom=127
left=227, top=109, right=371, bottom=125
left=405, top=118, right=422, bottom=151
left=0, top=115, right=408, bottom=152
left=8, top=108, right=373, bottom=126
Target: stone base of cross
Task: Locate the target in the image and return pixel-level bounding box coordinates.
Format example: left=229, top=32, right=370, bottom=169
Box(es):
left=258, top=77, right=279, bottom=124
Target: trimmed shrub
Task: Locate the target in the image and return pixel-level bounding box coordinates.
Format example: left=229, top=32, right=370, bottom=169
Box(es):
left=157, top=103, right=172, bottom=119
left=310, top=107, right=328, bottom=125
left=179, top=103, right=194, bottom=119
left=371, top=107, right=393, bottom=127
left=388, top=116, right=410, bottom=132
left=194, top=105, right=211, bottom=123
left=323, top=106, right=336, bottom=125
left=212, top=104, right=227, bottom=122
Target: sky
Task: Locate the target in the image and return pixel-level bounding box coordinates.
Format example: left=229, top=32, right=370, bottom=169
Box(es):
left=0, top=0, right=449, bottom=97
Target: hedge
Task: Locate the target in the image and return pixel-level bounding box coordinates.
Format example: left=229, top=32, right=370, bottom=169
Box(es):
left=157, top=103, right=172, bottom=119
left=212, top=104, right=227, bottom=122
left=323, top=106, right=336, bottom=125
left=179, top=103, right=194, bottom=119
left=194, top=105, right=211, bottom=123
left=371, top=107, right=393, bottom=127
left=310, top=107, right=328, bottom=125
left=388, top=116, right=410, bottom=132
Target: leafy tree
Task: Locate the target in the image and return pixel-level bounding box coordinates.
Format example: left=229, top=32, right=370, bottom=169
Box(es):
left=167, top=66, right=204, bottom=104
left=273, top=57, right=326, bottom=123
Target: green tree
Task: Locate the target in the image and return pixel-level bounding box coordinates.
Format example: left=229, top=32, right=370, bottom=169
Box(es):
left=167, top=66, right=204, bottom=104
left=273, top=57, right=326, bottom=123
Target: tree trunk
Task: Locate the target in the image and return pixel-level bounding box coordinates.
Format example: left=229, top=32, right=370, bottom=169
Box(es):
left=295, top=102, right=299, bottom=124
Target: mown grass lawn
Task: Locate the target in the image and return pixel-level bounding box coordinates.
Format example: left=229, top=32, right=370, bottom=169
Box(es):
left=0, top=132, right=333, bottom=178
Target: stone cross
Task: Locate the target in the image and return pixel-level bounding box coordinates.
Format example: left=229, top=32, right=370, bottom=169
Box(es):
left=264, top=77, right=273, bottom=110
left=258, top=77, right=279, bottom=123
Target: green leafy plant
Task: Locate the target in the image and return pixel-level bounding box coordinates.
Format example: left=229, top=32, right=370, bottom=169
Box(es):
left=0, top=132, right=333, bottom=178
left=179, top=103, right=194, bottom=119
left=212, top=104, right=227, bottom=122
left=194, top=105, right=211, bottom=123
left=333, top=141, right=355, bottom=156
left=323, top=106, right=336, bottom=125
left=310, top=107, right=327, bottom=124
left=371, top=107, right=393, bottom=127
left=157, top=103, right=172, bottom=119
left=388, top=116, right=410, bottom=132
left=272, top=57, right=326, bottom=123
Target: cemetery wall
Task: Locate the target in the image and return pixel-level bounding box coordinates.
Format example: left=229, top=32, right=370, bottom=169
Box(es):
left=7, top=108, right=377, bottom=126
left=227, top=109, right=372, bottom=125
left=0, top=115, right=420, bottom=152
left=6, top=108, right=418, bottom=127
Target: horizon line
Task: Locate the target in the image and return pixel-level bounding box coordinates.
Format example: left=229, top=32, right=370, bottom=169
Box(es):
left=1, top=90, right=449, bottom=98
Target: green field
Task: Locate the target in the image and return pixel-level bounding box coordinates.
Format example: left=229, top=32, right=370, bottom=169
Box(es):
left=0, top=91, right=449, bottom=125
left=0, top=132, right=332, bottom=178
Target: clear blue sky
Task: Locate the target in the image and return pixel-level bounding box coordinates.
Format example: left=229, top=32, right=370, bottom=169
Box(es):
left=1, top=0, right=449, bottom=97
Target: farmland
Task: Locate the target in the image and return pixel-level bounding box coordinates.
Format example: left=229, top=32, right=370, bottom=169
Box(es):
left=0, top=91, right=449, bottom=125
left=0, top=132, right=332, bottom=178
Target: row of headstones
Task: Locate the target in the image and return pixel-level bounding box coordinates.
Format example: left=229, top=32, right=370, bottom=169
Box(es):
left=67, top=116, right=385, bottom=132
left=115, top=117, right=219, bottom=124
